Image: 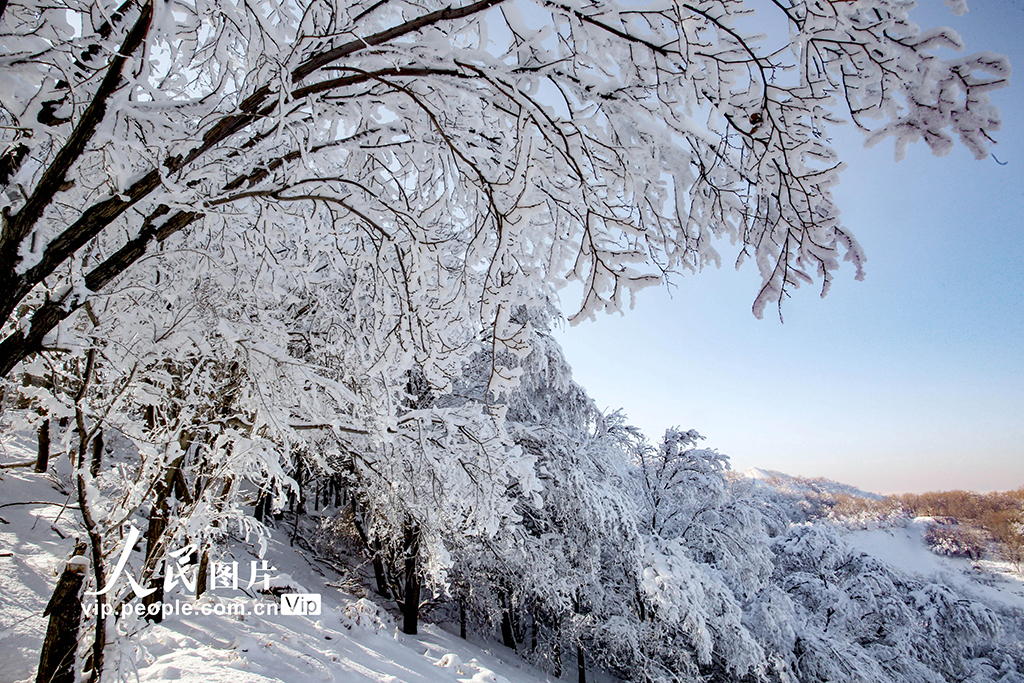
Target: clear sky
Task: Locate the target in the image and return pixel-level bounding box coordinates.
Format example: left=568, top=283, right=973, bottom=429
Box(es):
left=553, top=0, right=1024, bottom=495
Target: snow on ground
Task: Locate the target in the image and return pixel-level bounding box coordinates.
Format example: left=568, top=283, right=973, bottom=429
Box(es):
left=119, top=529, right=562, bottom=683
left=843, top=517, right=1024, bottom=613
left=0, top=431, right=84, bottom=682
left=0, top=433, right=563, bottom=683
left=128, top=599, right=550, bottom=683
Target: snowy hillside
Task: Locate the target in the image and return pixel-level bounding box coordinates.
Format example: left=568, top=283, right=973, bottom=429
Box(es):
left=0, top=450, right=557, bottom=683
left=740, top=467, right=884, bottom=501
left=844, top=517, right=1024, bottom=614
left=4, top=419, right=1024, bottom=683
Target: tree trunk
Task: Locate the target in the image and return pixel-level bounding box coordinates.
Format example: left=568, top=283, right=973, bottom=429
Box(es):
left=254, top=490, right=271, bottom=523
left=142, top=500, right=167, bottom=621
left=500, top=592, right=517, bottom=651
left=574, top=589, right=586, bottom=683
left=553, top=628, right=562, bottom=679
left=460, top=597, right=467, bottom=640
left=289, top=460, right=304, bottom=546
left=293, top=460, right=306, bottom=514
left=171, top=466, right=192, bottom=505
left=35, top=419, right=50, bottom=473
left=349, top=500, right=390, bottom=599
left=196, top=549, right=210, bottom=599
left=530, top=606, right=537, bottom=653
left=36, top=544, right=87, bottom=683
left=76, top=474, right=105, bottom=683
left=89, top=427, right=103, bottom=478
left=372, top=555, right=390, bottom=599
left=401, top=523, right=420, bottom=635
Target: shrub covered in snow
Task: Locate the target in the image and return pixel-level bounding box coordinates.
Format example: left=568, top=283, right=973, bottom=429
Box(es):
left=924, top=521, right=988, bottom=560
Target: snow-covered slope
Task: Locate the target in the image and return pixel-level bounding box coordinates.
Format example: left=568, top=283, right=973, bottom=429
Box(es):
left=0, top=437, right=559, bottom=683
left=129, top=597, right=550, bottom=683
left=844, top=517, right=1024, bottom=613
left=4, top=433, right=1021, bottom=683
left=741, top=466, right=884, bottom=501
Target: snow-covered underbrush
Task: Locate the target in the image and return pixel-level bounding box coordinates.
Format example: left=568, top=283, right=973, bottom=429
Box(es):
left=923, top=518, right=989, bottom=559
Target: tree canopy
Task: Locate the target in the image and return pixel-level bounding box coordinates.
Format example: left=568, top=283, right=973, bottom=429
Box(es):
left=0, top=0, right=1009, bottom=384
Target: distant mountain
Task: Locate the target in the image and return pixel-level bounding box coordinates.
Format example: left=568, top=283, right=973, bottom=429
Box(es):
left=739, top=467, right=884, bottom=502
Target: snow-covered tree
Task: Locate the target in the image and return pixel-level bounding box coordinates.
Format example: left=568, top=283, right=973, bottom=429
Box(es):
left=0, top=0, right=1015, bottom=678
left=625, top=429, right=774, bottom=681
left=0, top=0, right=1010, bottom=387
left=765, top=523, right=1023, bottom=683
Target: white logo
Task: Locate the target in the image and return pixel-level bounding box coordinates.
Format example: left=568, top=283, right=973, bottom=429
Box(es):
left=87, top=525, right=278, bottom=598
left=281, top=593, right=322, bottom=616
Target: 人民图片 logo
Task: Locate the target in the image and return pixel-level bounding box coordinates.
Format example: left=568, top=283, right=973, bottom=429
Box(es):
left=83, top=524, right=319, bottom=618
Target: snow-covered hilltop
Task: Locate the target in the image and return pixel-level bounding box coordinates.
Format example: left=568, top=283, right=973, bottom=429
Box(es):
left=739, top=467, right=884, bottom=502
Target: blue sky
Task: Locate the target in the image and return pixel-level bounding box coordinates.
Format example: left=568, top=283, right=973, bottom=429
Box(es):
left=553, top=0, right=1024, bottom=494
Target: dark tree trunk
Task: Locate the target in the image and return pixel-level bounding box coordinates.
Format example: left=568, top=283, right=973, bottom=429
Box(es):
left=530, top=607, right=537, bottom=653
left=142, top=500, right=167, bottom=621
left=196, top=549, right=210, bottom=598
left=254, top=490, right=271, bottom=523
left=500, top=592, right=517, bottom=651
left=292, top=460, right=305, bottom=514
left=289, top=461, right=304, bottom=546
left=574, top=589, right=586, bottom=683
left=372, top=555, right=390, bottom=598
left=500, top=609, right=517, bottom=650
left=349, top=500, right=390, bottom=598
left=36, top=544, right=87, bottom=683
left=460, top=597, right=467, bottom=640
left=401, top=523, right=420, bottom=635
left=35, top=419, right=50, bottom=473
left=76, top=473, right=105, bottom=683
left=89, top=427, right=103, bottom=478
left=171, top=466, right=192, bottom=505
left=553, top=631, right=562, bottom=679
